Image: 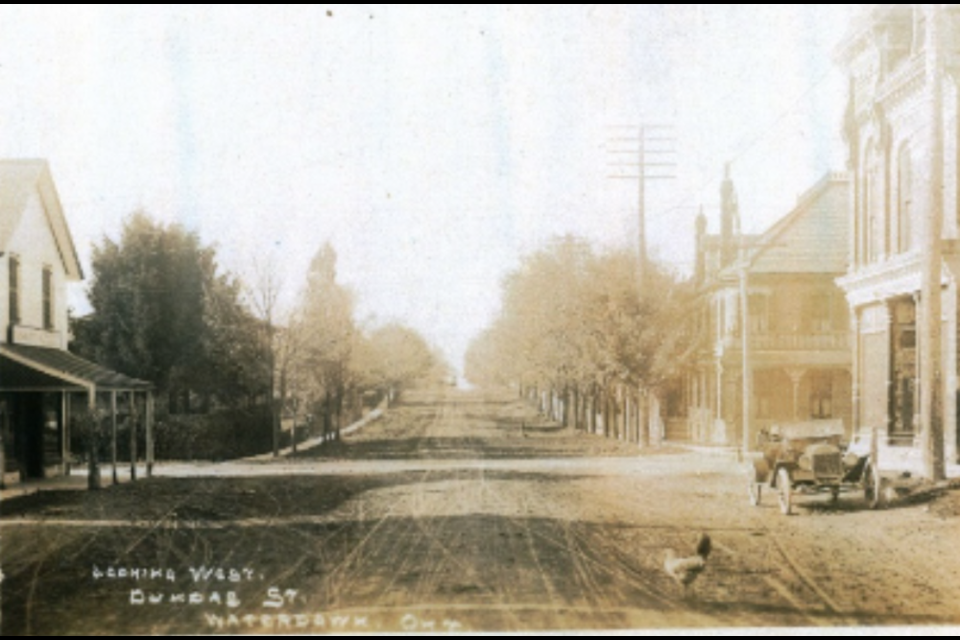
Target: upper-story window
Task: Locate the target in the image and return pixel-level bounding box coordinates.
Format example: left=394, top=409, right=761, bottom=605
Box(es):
left=748, top=294, right=769, bottom=334
left=808, top=292, right=833, bottom=332
left=897, top=143, right=913, bottom=253
left=8, top=256, right=20, bottom=325
left=865, top=142, right=885, bottom=264
left=42, top=266, right=53, bottom=330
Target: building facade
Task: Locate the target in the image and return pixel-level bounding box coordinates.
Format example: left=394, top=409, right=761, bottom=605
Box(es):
left=0, top=160, right=154, bottom=486
left=835, top=5, right=960, bottom=467
left=679, top=170, right=852, bottom=448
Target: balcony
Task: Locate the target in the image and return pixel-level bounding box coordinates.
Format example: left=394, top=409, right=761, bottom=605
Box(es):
left=750, top=331, right=850, bottom=352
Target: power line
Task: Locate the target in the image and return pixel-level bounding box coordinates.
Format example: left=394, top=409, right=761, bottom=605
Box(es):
left=661, top=64, right=839, bottom=222
left=606, top=125, right=677, bottom=293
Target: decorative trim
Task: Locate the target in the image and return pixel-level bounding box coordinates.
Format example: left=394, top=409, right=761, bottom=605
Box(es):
left=876, top=55, right=926, bottom=110
left=837, top=252, right=954, bottom=308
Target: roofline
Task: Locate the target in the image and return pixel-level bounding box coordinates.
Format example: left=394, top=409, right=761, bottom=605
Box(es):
left=733, top=171, right=849, bottom=272
left=0, top=344, right=95, bottom=393
left=37, top=161, right=85, bottom=281
left=0, top=344, right=153, bottom=392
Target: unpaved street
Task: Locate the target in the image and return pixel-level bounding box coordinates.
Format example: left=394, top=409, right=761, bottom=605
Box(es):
left=2, top=388, right=960, bottom=634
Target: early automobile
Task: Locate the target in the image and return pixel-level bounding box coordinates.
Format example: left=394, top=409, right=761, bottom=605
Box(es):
left=747, top=420, right=880, bottom=515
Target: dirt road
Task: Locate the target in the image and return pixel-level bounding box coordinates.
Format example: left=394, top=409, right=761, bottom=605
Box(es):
left=2, top=388, right=960, bottom=634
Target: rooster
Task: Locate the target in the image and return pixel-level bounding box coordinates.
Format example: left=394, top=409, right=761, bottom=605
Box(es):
left=664, top=532, right=711, bottom=596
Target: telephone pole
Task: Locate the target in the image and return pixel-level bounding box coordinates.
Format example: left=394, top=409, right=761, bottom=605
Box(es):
left=607, top=125, right=676, bottom=293
left=921, top=4, right=946, bottom=481
left=607, top=125, right=676, bottom=447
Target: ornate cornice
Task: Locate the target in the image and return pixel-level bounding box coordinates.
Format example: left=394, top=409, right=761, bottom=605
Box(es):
left=837, top=251, right=954, bottom=308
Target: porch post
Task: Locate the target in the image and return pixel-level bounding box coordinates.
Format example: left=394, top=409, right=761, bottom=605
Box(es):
left=0, top=400, right=5, bottom=490
left=129, top=391, right=138, bottom=482
left=111, top=391, right=118, bottom=485
left=87, top=389, right=100, bottom=490
left=62, top=392, right=71, bottom=476
left=740, top=266, right=751, bottom=456
left=851, top=309, right=861, bottom=434
left=785, top=368, right=807, bottom=421
left=146, top=391, right=155, bottom=478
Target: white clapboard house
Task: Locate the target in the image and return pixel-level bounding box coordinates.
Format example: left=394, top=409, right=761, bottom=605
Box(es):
left=0, top=159, right=155, bottom=487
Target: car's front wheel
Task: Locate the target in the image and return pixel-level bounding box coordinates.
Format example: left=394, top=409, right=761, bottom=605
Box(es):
left=863, top=462, right=883, bottom=509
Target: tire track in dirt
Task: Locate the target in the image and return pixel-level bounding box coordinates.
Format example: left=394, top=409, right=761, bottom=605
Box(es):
left=404, top=393, right=522, bottom=629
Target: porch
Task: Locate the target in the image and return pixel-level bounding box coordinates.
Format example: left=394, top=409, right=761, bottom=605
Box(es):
left=0, top=343, right=154, bottom=489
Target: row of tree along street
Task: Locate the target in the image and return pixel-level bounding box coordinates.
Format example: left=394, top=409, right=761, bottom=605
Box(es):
left=465, top=236, right=693, bottom=445
left=70, top=212, right=445, bottom=463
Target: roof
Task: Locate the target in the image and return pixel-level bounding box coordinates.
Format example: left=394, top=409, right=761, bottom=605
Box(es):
left=720, top=172, right=850, bottom=278
left=0, top=343, right=151, bottom=392
left=0, top=159, right=84, bottom=280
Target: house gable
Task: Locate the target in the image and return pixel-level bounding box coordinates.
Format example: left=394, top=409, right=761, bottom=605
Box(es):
left=1, top=160, right=82, bottom=349
left=748, top=173, right=850, bottom=275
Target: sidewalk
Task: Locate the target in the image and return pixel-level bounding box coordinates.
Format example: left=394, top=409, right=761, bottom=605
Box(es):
left=1, top=463, right=150, bottom=502
left=1, top=404, right=389, bottom=502
left=243, top=403, right=386, bottom=462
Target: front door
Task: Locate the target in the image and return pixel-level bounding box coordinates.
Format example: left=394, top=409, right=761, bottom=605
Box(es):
left=13, top=393, right=45, bottom=478
left=889, top=298, right=916, bottom=439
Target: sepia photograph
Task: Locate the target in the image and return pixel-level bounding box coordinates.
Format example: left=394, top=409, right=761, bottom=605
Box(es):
left=2, top=4, right=960, bottom=635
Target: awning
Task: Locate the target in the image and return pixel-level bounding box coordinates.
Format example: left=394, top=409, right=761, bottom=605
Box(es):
left=0, top=343, right=151, bottom=393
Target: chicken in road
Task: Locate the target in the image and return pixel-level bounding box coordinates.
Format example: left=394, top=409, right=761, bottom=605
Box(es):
left=664, top=532, right=712, bottom=595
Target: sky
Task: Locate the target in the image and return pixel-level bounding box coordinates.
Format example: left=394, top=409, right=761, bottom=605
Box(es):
left=0, top=4, right=857, bottom=372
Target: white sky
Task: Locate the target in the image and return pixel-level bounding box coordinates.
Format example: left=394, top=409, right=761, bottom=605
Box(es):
left=0, top=5, right=856, bottom=371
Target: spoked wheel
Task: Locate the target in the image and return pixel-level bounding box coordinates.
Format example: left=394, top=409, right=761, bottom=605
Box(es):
left=863, top=463, right=883, bottom=509
left=777, top=467, right=793, bottom=515
left=829, top=486, right=840, bottom=503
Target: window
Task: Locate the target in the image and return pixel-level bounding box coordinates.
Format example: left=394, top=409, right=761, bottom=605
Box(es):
left=748, top=294, right=768, bottom=333
left=897, top=144, right=913, bottom=253
left=809, top=293, right=833, bottom=332
left=8, top=256, right=19, bottom=325
left=42, top=266, right=53, bottom=330
left=863, top=141, right=885, bottom=264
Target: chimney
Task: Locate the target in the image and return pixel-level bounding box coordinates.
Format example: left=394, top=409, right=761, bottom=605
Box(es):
left=720, top=163, right=740, bottom=268
left=695, top=206, right=707, bottom=284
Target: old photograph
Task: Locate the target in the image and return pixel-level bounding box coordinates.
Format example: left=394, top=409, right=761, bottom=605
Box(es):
left=2, top=4, right=960, bottom=635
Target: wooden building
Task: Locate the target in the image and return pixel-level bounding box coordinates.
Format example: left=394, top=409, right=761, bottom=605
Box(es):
left=678, top=169, right=852, bottom=448
left=0, top=159, right=154, bottom=487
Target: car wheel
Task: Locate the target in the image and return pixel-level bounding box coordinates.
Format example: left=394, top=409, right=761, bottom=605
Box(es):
left=777, top=467, right=792, bottom=515
left=829, top=486, right=840, bottom=503
left=864, top=463, right=883, bottom=510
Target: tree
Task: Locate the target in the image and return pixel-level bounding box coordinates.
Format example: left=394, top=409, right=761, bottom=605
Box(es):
left=366, top=323, right=438, bottom=402
left=244, top=254, right=284, bottom=456
left=465, top=235, right=691, bottom=443
left=72, top=212, right=262, bottom=411
left=298, top=243, right=357, bottom=440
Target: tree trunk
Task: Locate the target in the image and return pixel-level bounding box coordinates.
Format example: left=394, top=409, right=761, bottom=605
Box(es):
left=334, top=388, right=344, bottom=440
left=601, top=387, right=610, bottom=438
left=584, top=391, right=597, bottom=434
left=639, top=388, right=650, bottom=448
left=619, top=385, right=630, bottom=442
left=323, top=389, right=332, bottom=442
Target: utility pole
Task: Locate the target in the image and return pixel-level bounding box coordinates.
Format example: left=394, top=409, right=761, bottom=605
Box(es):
left=921, top=4, right=946, bottom=481
left=607, top=124, right=676, bottom=446
left=607, top=125, right=676, bottom=294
